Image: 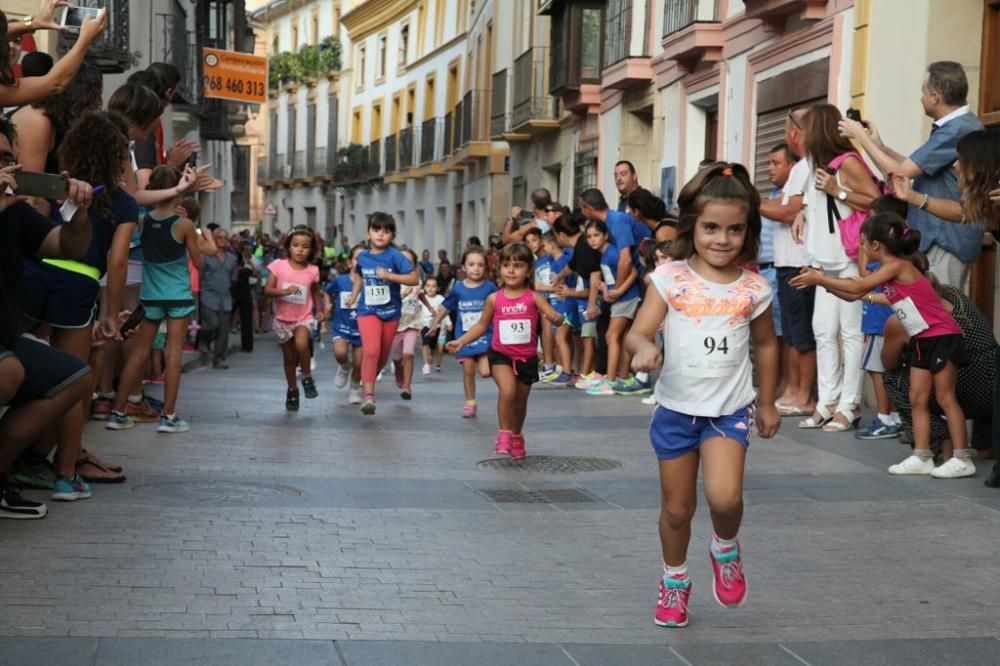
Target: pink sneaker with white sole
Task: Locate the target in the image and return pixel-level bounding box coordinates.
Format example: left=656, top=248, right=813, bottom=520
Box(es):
left=462, top=402, right=477, bottom=418
left=654, top=575, right=691, bottom=628
left=709, top=542, right=748, bottom=608
left=495, top=431, right=512, bottom=456
left=509, top=433, right=526, bottom=460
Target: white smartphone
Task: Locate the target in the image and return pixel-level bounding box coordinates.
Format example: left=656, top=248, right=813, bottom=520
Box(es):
left=58, top=6, right=102, bottom=31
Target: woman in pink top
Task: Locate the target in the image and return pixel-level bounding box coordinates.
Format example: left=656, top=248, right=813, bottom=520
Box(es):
left=447, top=243, right=561, bottom=459
left=791, top=213, right=973, bottom=480
left=264, top=228, right=322, bottom=411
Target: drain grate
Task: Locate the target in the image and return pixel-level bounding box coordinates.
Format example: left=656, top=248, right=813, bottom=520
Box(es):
left=477, top=455, right=623, bottom=474
left=476, top=487, right=600, bottom=504
left=132, top=481, right=303, bottom=503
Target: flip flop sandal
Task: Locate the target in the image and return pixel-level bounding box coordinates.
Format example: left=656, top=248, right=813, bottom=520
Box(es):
left=81, top=449, right=123, bottom=473
left=77, top=454, right=126, bottom=484
left=798, top=404, right=834, bottom=429
left=776, top=403, right=811, bottom=417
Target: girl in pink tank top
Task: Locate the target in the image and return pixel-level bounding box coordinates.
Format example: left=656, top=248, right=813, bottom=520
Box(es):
left=447, top=243, right=562, bottom=460
left=790, top=213, right=974, bottom=480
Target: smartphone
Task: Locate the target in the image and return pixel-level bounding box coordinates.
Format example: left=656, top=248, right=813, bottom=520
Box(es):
left=519, top=210, right=534, bottom=220
left=845, top=108, right=862, bottom=123
left=15, top=171, right=67, bottom=199
left=119, top=305, right=146, bottom=339
left=58, top=6, right=101, bottom=31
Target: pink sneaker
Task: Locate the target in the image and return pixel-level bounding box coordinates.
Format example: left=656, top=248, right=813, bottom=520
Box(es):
left=709, top=542, right=748, bottom=608
left=462, top=402, right=477, bottom=418
left=495, top=431, right=512, bottom=456
left=654, top=575, right=691, bottom=628
left=510, top=433, right=526, bottom=460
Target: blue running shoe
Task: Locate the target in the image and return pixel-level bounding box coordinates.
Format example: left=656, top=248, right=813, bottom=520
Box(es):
left=52, top=473, right=92, bottom=501
left=157, top=414, right=190, bottom=433
left=105, top=410, right=135, bottom=431
left=855, top=418, right=902, bottom=440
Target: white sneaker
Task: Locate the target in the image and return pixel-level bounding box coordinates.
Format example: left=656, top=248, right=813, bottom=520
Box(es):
left=310, top=357, right=316, bottom=372
left=422, top=363, right=431, bottom=376
left=335, top=364, right=351, bottom=388
left=641, top=394, right=657, bottom=406
left=929, top=457, right=976, bottom=479
left=348, top=386, right=363, bottom=404
left=888, top=454, right=935, bottom=476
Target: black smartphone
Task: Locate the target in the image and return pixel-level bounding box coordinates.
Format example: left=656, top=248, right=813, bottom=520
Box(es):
left=15, top=171, right=68, bottom=199
left=846, top=108, right=863, bottom=123
left=119, top=305, right=146, bottom=338
left=519, top=210, right=534, bottom=220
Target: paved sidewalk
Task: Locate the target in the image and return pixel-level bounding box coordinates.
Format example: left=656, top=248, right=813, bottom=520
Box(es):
left=2, top=337, right=999, bottom=665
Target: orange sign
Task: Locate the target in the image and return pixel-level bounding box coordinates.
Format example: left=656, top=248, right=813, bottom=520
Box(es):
left=202, top=47, right=267, bottom=104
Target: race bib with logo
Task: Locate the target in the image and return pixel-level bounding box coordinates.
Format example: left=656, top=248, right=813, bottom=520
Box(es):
left=461, top=310, right=481, bottom=332
left=892, top=296, right=930, bottom=337
left=282, top=282, right=307, bottom=305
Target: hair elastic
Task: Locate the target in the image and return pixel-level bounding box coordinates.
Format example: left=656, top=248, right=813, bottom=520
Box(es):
left=722, top=167, right=733, bottom=177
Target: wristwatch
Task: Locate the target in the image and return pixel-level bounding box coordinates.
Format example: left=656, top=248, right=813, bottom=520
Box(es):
left=837, top=190, right=848, bottom=202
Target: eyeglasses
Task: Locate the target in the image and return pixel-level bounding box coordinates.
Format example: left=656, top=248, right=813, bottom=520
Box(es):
left=0, top=152, right=16, bottom=167
left=787, top=109, right=802, bottom=130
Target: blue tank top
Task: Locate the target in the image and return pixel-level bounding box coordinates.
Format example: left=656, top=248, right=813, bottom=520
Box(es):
left=139, top=212, right=193, bottom=306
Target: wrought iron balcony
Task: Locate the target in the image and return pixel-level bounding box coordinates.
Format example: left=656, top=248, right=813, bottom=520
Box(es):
left=310, top=147, right=328, bottom=177
left=384, top=134, right=398, bottom=173
left=420, top=118, right=441, bottom=164
left=605, top=0, right=633, bottom=68
left=511, top=48, right=559, bottom=134
left=661, top=0, right=723, bottom=70
left=399, top=127, right=414, bottom=170
left=59, top=0, right=134, bottom=74
left=272, top=154, right=289, bottom=180
left=460, top=90, right=488, bottom=145
left=663, top=0, right=719, bottom=37
left=293, top=150, right=307, bottom=178
left=452, top=100, right=463, bottom=151
left=490, top=69, right=509, bottom=139
left=155, top=9, right=199, bottom=106
left=443, top=112, right=454, bottom=156
left=257, top=155, right=268, bottom=184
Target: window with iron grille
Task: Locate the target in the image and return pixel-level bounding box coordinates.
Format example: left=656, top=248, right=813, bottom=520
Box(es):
left=232, top=145, right=250, bottom=191
left=605, top=0, right=631, bottom=68
left=573, top=148, right=598, bottom=205
left=549, top=7, right=568, bottom=92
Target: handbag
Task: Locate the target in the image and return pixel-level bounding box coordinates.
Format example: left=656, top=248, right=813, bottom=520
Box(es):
left=824, top=151, right=887, bottom=260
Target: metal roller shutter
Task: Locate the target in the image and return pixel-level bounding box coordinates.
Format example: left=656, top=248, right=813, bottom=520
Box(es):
left=753, top=96, right=825, bottom=196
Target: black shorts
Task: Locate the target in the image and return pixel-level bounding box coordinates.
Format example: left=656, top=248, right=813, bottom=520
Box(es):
left=776, top=266, right=816, bottom=352
left=0, top=335, right=90, bottom=407
left=907, top=334, right=968, bottom=372
left=487, top=348, right=539, bottom=385
left=20, top=260, right=99, bottom=329
left=420, top=327, right=438, bottom=350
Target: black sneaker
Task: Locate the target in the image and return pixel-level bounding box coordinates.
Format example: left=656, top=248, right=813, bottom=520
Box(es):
left=286, top=388, right=300, bottom=411
left=0, top=476, right=48, bottom=519
left=301, top=376, right=318, bottom=399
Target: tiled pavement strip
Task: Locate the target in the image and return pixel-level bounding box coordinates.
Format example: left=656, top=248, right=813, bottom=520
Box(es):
left=2, top=337, right=1000, bottom=665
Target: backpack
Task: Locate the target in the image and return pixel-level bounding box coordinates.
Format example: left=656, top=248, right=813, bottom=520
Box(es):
left=825, top=151, right=889, bottom=261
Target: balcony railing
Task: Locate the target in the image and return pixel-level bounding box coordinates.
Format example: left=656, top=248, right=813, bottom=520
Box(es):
left=369, top=140, right=382, bottom=176
left=420, top=118, right=441, bottom=164
left=60, top=0, right=133, bottom=73
left=293, top=150, right=307, bottom=178
left=460, top=90, right=488, bottom=145
left=512, top=48, right=558, bottom=129
left=605, top=0, right=633, bottom=67
left=453, top=100, right=464, bottom=151
left=384, top=134, right=398, bottom=173
left=443, top=112, right=454, bottom=155
left=399, top=127, right=414, bottom=170
left=491, top=69, right=509, bottom=138
left=310, top=147, right=328, bottom=177
left=257, top=156, right=268, bottom=183
left=663, top=0, right=718, bottom=36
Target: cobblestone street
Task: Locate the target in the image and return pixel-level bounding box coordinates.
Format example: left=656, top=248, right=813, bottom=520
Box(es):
left=2, top=339, right=999, bottom=665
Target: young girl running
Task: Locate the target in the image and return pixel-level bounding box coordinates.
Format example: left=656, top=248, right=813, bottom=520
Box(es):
left=584, top=219, right=641, bottom=396
left=107, top=169, right=216, bottom=433
left=428, top=247, right=497, bottom=418
left=447, top=243, right=562, bottom=459
left=324, top=243, right=364, bottom=404
left=346, top=213, right=419, bottom=415
left=790, top=213, right=973, bottom=479
left=419, top=276, right=447, bottom=375
left=391, top=249, right=425, bottom=400
left=626, top=163, right=781, bottom=629
left=264, top=227, right=322, bottom=411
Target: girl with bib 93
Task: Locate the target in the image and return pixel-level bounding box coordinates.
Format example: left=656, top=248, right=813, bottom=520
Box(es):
left=346, top=212, right=419, bottom=416
left=626, top=163, right=781, bottom=629
left=447, top=243, right=562, bottom=460
left=791, top=213, right=973, bottom=480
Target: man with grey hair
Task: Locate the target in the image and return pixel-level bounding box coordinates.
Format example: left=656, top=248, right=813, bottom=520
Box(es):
left=199, top=227, right=238, bottom=369
left=840, top=61, right=984, bottom=291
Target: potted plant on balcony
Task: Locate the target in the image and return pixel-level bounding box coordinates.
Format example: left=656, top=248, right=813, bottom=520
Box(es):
left=297, top=44, right=321, bottom=86
left=320, top=36, right=342, bottom=75
left=268, top=52, right=293, bottom=90
left=333, top=144, right=369, bottom=184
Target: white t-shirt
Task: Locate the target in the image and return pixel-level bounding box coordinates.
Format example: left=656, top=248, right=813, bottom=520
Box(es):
left=650, top=260, right=772, bottom=418
left=774, top=160, right=811, bottom=268
left=422, top=293, right=446, bottom=329
left=801, top=159, right=851, bottom=271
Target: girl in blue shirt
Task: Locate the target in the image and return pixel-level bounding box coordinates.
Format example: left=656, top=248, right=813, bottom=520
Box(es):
left=428, top=247, right=497, bottom=418
left=346, top=213, right=419, bottom=415
left=324, top=244, right=364, bottom=403
left=586, top=219, right=640, bottom=395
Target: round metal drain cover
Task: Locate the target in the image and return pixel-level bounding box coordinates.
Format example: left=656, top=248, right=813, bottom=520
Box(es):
left=477, top=455, right=623, bottom=474
left=132, top=481, right=303, bottom=503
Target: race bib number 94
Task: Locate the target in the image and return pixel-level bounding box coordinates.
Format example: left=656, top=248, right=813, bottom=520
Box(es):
left=364, top=283, right=390, bottom=306
left=680, top=328, right=747, bottom=378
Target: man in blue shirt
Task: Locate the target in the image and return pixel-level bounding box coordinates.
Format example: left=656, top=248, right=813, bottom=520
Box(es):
left=840, top=61, right=984, bottom=291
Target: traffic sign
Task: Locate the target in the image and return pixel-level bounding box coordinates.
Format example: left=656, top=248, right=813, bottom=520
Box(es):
left=202, top=47, right=267, bottom=104
left=263, top=201, right=278, bottom=217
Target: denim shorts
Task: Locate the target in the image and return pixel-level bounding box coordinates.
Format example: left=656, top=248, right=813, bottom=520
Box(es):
left=0, top=335, right=90, bottom=407
left=649, top=404, right=754, bottom=461
left=776, top=266, right=816, bottom=352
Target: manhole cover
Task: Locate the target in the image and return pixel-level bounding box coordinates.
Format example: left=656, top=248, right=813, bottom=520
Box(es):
left=476, top=488, right=599, bottom=504
left=132, top=481, right=303, bottom=503
left=477, top=455, right=623, bottom=474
